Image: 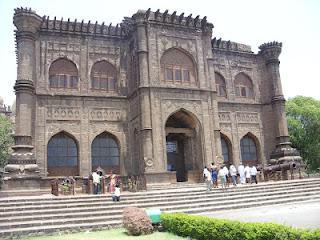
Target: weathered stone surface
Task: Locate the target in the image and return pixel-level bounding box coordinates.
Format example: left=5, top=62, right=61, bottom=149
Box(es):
left=5, top=8, right=300, bottom=187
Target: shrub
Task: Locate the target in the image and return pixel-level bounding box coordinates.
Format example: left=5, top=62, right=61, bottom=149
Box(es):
left=122, top=207, right=153, bottom=236
left=161, top=213, right=320, bottom=240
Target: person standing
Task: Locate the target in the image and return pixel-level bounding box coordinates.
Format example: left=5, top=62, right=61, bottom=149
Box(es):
left=223, top=165, right=230, bottom=187
left=211, top=166, right=218, bottom=188
left=92, top=171, right=101, bottom=195
left=229, top=165, right=237, bottom=186
left=218, top=167, right=227, bottom=190
left=108, top=171, right=117, bottom=193
left=112, top=184, right=121, bottom=202
left=244, top=165, right=251, bottom=183
left=238, top=163, right=245, bottom=184
left=203, top=166, right=212, bottom=191
left=250, top=165, right=258, bottom=184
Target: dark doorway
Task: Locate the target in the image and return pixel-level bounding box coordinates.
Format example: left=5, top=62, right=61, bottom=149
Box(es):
left=165, top=109, right=201, bottom=182
left=166, top=133, right=186, bottom=182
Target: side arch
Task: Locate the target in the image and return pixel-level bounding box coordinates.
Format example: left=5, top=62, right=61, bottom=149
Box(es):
left=48, top=58, right=79, bottom=89
left=160, top=47, right=197, bottom=84
left=90, top=60, right=117, bottom=91
left=234, top=72, right=254, bottom=98
left=47, top=131, right=79, bottom=176
left=91, top=131, right=120, bottom=174
left=239, top=132, right=261, bottom=166
left=215, top=72, right=227, bottom=97
left=220, top=133, right=233, bottom=166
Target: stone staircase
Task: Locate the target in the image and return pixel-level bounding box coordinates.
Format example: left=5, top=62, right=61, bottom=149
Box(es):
left=1, top=178, right=320, bottom=239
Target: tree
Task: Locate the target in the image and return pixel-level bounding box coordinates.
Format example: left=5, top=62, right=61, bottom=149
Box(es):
left=286, top=96, right=320, bottom=171
left=0, top=115, right=13, bottom=168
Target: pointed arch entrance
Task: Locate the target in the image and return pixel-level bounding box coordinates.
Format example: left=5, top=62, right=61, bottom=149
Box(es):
left=47, top=132, right=79, bottom=176
left=165, top=109, right=202, bottom=182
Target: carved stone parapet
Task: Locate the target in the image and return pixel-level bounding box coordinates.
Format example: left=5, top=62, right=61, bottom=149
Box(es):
left=14, top=79, right=35, bottom=93
left=259, top=41, right=282, bottom=64
left=212, top=38, right=253, bottom=53
left=14, top=7, right=42, bottom=34
left=132, top=9, right=213, bottom=34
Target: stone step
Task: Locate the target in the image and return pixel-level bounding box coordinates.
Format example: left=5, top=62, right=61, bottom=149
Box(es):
left=0, top=178, right=319, bottom=239
left=0, top=188, right=319, bottom=230
left=1, top=192, right=319, bottom=235
left=146, top=178, right=320, bottom=190
left=0, top=182, right=319, bottom=211
left=1, top=178, right=319, bottom=207
left=1, top=178, right=319, bottom=204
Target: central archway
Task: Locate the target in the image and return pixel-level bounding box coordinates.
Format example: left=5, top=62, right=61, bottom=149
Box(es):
left=165, top=109, right=202, bottom=182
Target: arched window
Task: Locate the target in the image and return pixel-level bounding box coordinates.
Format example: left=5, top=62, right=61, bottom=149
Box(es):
left=215, top=72, right=227, bottom=97
left=47, top=132, right=78, bottom=176
left=91, top=132, right=120, bottom=173
left=91, top=61, right=117, bottom=91
left=49, top=58, right=78, bottom=89
left=161, top=48, right=196, bottom=84
left=235, top=73, right=254, bottom=98
left=221, top=134, right=232, bottom=165
left=240, top=135, right=258, bottom=165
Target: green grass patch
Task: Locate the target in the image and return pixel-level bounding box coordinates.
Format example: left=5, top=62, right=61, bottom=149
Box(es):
left=23, top=228, right=185, bottom=240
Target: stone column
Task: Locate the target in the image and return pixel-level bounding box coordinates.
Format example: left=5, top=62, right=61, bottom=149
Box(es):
left=4, top=8, right=42, bottom=188
left=133, top=11, right=154, bottom=173
left=259, top=42, right=301, bottom=178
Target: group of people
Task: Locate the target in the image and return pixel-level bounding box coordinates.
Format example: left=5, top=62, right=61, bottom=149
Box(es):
left=203, top=163, right=258, bottom=191
left=92, top=170, right=121, bottom=201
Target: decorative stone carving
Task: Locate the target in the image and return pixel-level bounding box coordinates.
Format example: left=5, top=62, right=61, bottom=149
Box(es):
left=144, top=157, right=154, bottom=170
left=162, top=100, right=202, bottom=117
left=89, top=108, right=123, bottom=121
left=47, top=107, right=80, bottom=120
left=89, top=46, right=120, bottom=57
left=230, top=60, right=253, bottom=71
left=47, top=41, right=81, bottom=53
left=236, top=112, right=259, bottom=123
left=218, top=112, right=231, bottom=122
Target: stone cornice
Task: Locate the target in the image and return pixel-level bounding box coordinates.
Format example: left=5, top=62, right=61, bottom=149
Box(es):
left=212, top=38, right=253, bottom=54
left=131, top=8, right=213, bottom=36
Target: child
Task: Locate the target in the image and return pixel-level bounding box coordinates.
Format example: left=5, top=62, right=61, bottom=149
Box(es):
left=112, top=184, right=121, bottom=202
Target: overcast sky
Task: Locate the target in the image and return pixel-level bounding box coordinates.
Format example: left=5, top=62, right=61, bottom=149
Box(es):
left=0, top=0, right=319, bottom=106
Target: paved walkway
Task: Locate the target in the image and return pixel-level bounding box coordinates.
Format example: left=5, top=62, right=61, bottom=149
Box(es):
left=198, top=199, right=320, bottom=229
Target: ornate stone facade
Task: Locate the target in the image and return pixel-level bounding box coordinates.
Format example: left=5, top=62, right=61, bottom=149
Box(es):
left=4, top=7, right=300, bottom=187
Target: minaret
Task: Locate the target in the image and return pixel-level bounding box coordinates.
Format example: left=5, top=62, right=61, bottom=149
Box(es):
left=132, top=11, right=154, bottom=173
left=259, top=42, right=302, bottom=179
left=4, top=8, right=42, bottom=189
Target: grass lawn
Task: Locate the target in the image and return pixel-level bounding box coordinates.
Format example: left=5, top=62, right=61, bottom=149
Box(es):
left=23, top=228, right=185, bottom=240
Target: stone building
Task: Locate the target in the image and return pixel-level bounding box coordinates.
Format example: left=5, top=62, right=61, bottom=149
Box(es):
left=0, top=97, right=12, bottom=117
left=5, top=7, right=301, bottom=187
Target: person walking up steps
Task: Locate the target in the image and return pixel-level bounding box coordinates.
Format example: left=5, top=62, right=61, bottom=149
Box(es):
left=238, top=163, right=245, bottom=184
left=229, top=165, right=237, bottom=186
left=250, top=165, right=258, bottom=184
left=211, top=165, right=218, bottom=188
left=244, top=164, right=251, bottom=184
left=203, top=166, right=212, bottom=191
left=218, top=166, right=227, bottom=191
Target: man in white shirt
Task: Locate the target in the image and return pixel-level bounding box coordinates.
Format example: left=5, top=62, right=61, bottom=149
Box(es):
left=238, top=164, right=245, bottom=184
left=250, top=165, right=258, bottom=184
left=203, top=166, right=212, bottom=191
left=244, top=165, right=251, bottom=184
left=229, top=165, right=237, bottom=186
left=92, top=171, right=101, bottom=194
